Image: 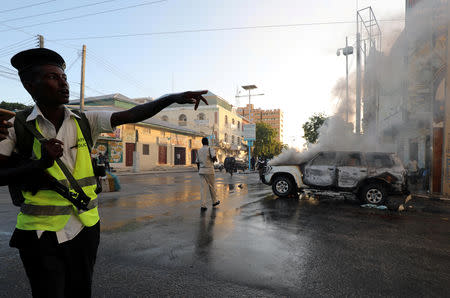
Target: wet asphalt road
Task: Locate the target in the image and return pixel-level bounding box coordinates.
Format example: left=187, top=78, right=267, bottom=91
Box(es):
left=1, top=171, right=450, bottom=297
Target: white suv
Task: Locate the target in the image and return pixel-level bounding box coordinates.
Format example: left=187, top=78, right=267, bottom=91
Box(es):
left=261, top=151, right=408, bottom=204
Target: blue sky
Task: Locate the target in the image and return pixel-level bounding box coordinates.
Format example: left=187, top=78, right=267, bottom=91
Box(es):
left=0, top=0, right=404, bottom=147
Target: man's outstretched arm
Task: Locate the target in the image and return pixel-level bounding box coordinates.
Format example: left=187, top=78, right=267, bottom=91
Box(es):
left=110, top=90, right=208, bottom=127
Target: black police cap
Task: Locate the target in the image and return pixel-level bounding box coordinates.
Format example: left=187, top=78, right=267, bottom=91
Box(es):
left=11, top=48, right=66, bottom=74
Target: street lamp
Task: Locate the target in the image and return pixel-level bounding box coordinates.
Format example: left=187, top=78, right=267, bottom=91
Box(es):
left=336, top=37, right=354, bottom=123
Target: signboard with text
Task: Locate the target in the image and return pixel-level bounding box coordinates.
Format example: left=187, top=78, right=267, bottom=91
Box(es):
left=243, top=124, right=256, bottom=141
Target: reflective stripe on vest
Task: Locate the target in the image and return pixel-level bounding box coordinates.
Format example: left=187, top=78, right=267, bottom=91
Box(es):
left=16, top=117, right=99, bottom=231
left=21, top=199, right=98, bottom=216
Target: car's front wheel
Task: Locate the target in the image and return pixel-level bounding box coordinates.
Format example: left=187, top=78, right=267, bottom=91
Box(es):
left=360, top=183, right=386, bottom=205
left=272, top=175, right=296, bottom=197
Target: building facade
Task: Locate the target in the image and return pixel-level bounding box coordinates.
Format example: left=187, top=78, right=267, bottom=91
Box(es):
left=69, top=94, right=204, bottom=171
left=157, top=92, right=248, bottom=162
left=365, top=0, right=450, bottom=194
left=236, top=104, right=284, bottom=142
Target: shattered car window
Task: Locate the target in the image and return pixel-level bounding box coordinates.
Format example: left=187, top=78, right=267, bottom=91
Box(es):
left=311, top=152, right=336, bottom=166
left=340, top=153, right=362, bottom=166
left=366, top=153, right=394, bottom=168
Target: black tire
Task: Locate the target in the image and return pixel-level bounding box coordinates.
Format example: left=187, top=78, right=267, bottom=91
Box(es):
left=272, top=175, right=296, bottom=198
left=360, top=183, right=387, bottom=205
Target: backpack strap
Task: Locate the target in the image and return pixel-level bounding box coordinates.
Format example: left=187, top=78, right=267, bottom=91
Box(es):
left=14, top=108, right=34, bottom=158
left=71, top=110, right=93, bottom=153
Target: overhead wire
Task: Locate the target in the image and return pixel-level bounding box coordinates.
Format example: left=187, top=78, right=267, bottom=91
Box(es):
left=86, top=50, right=148, bottom=92
left=0, top=0, right=56, bottom=14
left=2, top=0, right=123, bottom=23
left=0, top=0, right=168, bottom=33
left=52, top=19, right=405, bottom=41
left=0, top=37, right=36, bottom=52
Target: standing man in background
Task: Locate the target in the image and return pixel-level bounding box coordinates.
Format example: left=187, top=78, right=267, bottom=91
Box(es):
left=196, top=137, right=220, bottom=211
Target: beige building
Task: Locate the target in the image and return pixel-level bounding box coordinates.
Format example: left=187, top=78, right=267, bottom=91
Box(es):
left=69, top=94, right=204, bottom=171
left=158, top=91, right=248, bottom=161
left=236, top=104, right=284, bottom=142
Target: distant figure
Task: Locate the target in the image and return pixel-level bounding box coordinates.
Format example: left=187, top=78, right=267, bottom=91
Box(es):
left=406, top=159, right=419, bottom=185
left=224, top=156, right=236, bottom=177
left=195, top=137, right=220, bottom=211
left=251, top=156, right=256, bottom=171
left=99, top=152, right=110, bottom=172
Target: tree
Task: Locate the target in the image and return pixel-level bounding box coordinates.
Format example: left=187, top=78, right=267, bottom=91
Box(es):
left=253, top=122, right=286, bottom=158
left=0, top=101, right=29, bottom=111
left=302, top=113, right=327, bottom=144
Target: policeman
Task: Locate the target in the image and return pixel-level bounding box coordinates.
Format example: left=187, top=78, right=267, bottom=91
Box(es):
left=0, top=48, right=208, bottom=297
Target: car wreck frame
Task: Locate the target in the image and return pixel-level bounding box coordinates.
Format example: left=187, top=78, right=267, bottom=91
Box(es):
left=261, top=151, right=409, bottom=204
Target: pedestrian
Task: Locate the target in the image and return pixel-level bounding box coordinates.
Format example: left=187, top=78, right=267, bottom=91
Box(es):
left=251, top=156, right=255, bottom=171
left=0, top=48, right=208, bottom=297
left=195, top=137, right=220, bottom=211
left=224, top=156, right=236, bottom=177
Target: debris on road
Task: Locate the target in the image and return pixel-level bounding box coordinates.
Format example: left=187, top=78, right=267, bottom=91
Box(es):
left=360, top=204, right=388, bottom=210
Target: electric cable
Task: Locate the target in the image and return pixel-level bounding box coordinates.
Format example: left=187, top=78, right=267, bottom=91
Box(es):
left=0, top=0, right=168, bottom=33
left=0, top=0, right=55, bottom=14
left=2, top=0, right=123, bottom=23
left=52, top=19, right=405, bottom=41
left=0, top=37, right=36, bottom=52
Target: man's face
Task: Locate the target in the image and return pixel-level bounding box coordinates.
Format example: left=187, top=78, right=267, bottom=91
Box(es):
left=26, top=65, right=70, bottom=106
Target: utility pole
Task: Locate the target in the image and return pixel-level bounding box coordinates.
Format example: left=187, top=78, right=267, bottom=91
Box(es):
left=38, top=35, right=44, bottom=48
left=345, top=37, right=350, bottom=123
left=79, top=45, right=86, bottom=112
left=356, top=32, right=361, bottom=135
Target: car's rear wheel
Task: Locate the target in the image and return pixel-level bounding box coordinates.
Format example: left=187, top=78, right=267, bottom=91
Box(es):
left=360, top=183, right=386, bottom=205
left=272, top=175, right=296, bottom=197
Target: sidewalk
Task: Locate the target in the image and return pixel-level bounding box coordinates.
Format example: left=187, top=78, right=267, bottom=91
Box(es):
left=114, top=167, right=197, bottom=177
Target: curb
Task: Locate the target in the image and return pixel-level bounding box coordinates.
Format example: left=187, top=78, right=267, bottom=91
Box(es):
left=114, top=168, right=197, bottom=176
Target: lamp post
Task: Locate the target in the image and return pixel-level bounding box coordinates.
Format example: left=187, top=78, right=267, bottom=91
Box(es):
left=237, top=85, right=263, bottom=171
left=336, top=37, right=353, bottom=123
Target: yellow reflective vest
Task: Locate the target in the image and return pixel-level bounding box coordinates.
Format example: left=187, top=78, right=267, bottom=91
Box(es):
left=16, top=119, right=99, bottom=231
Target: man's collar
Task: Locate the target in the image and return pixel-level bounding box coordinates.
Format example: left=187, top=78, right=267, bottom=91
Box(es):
left=26, top=105, right=80, bottom=122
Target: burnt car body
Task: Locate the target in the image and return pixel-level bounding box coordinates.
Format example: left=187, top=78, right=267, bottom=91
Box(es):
left=262, top=151, right=408, bottom=204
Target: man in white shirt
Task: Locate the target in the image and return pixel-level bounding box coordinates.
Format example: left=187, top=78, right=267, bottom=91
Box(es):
left=196, top=137, right=220, bottom=211
left=0, top=48, right=208, bottom=297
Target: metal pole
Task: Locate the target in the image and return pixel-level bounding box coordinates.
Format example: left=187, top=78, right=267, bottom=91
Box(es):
left=356, top=32, right=361, bottom=135
left=248, top=90, right=251, bottom=122
left=38, top=35, right=44, bottom=48
left=345, top=36, right=349, bottom=123
left=80, top=45, right=86, bottom=112
left=248, top=141, right=252, bottom=172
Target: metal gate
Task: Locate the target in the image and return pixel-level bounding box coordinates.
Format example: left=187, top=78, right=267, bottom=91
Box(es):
left=174, top=147, right=186, bottom=165
left=158, top=146, right=167, bottom=164
left=191, top=149, right=198, bottom=164
left=125, top=143, right=135, bottom=166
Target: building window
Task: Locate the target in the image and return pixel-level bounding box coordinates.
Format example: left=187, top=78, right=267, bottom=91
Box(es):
left=225, top=115, right=228, bottom=124
left=237, top=121, right=240, bottom=129
left=142, top=144, right=150, bottom=155
left=162, top=115, right=168, bottom=121
left=231, top=135, right=235, bottom=144
left=232, top=118, right=235, bottom=125
left=198, top=113, right=206, bottom=120
left=189, top=139, right=192, bottom=149
left=178, top=114, right=187, bottom=126
left=214, top=112, right=218, bottom=124
left=237, top=137, right=240, bottom=144
left=224, top=133, right=228, bottom=143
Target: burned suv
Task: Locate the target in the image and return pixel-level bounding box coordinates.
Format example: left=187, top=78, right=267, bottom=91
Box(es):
left=262, top=151, right=408, bottom=204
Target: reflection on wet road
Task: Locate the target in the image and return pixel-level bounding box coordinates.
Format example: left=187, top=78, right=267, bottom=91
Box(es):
left=1, top=171, right=449, bottom=296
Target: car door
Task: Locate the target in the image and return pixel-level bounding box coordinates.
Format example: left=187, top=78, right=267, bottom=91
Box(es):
left=303, top=152, right=337, bottom=187
left=337, top=152, right=368, bottom=188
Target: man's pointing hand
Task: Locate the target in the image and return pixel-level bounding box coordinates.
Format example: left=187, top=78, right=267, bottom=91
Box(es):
left=173, top=90, right=209, bottom=110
